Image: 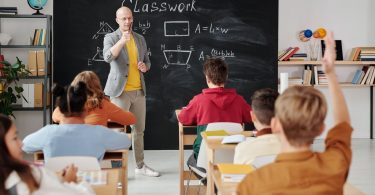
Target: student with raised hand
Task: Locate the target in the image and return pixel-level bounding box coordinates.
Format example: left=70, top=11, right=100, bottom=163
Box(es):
left=23, top=82, right=131, bottom=160
left=234, top=88, right=280, bottom=165
left=178, top=58, right=252, bottom=171
left=237, top=31, right=352, bottom=194
left=0, top=114, right=94, bottom=195
left=52, top=71, right=136, bottom=127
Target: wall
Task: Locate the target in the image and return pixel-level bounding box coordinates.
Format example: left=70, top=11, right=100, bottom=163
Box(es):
left=279, top=0, right=375, bottom=138
left=2, top=0, right=374, bottom=139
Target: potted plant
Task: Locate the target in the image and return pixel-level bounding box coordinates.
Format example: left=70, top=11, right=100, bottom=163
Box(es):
left=0, top=57, right=31, bottom=117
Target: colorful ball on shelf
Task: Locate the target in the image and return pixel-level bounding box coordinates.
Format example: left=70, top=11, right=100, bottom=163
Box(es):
left=313, top=31, right=320, bottom=38
left=317, top=28, right=327, bottom=38
left=304, top=29, right=313, bottom=38
left=299, top=30, right=311, bottom=42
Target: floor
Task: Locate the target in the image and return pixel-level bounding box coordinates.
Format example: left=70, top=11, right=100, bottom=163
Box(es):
left=126, top=139, right=375, bottom=195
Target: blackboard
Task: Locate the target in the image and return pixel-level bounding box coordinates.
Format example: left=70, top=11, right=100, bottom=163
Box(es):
left=54, top=0, right=278, bottom=149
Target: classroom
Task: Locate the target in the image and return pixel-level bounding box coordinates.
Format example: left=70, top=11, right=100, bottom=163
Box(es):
left=0, top=0, right=374, bottom=194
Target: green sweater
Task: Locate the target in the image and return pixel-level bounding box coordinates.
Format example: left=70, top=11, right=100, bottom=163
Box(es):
left=193, top=125, right=207, bottom=159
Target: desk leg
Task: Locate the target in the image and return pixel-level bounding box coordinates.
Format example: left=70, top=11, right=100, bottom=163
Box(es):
left=179, top=123, right=184, bottom=195
left=206, top=147, right=214, bottom=195
left=122, top=150, right=128, bottom=195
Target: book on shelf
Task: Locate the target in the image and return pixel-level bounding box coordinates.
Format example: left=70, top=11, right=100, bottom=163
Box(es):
left=278, top=47, right=293, bottom=61
left=0, top=7, right=17, bottom=15
left=360, top=66, right=373, bottom=85
left=351, top=69, right=362, bottom=84
left=32, top=29, right=46, bottom=46
left=77, top=170, right=107, bottom=185
left=321, top=40, right=343, bottom=60
left=280, top=47, right=300, bottom=61
left=217, top=163, right=254, bottom=182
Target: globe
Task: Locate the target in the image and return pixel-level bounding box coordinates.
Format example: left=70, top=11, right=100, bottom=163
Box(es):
left=27, top=0, right=48, bottom=15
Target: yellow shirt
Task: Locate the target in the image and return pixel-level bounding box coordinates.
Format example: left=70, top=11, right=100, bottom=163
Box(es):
left=124, top=34, right=142, bottom=91
left=236, top=122, right=353, bottom=195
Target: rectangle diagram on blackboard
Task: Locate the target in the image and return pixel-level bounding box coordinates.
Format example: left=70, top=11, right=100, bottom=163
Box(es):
left=163, top=50, right=192, bottom=65
left=164, top=21, right=190, bottom=37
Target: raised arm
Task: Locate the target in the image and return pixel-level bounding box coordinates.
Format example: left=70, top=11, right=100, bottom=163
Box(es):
left=322, top=31, right=350, bottom=125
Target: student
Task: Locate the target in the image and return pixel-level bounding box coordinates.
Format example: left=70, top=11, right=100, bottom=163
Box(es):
left=0, top=114, right=94, bottom=195
left=52, top=71, right=136, bottom=127
left=237, top=32, right=352, bottom=194
left=234, top=88, right=280, bottom=165
left=178, top=58, right=252, bottom=169
left=23, top=82, right=131, bottom=160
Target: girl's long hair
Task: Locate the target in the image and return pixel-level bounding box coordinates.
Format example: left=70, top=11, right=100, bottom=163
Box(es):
left=0, top=114, right=39, bottom=194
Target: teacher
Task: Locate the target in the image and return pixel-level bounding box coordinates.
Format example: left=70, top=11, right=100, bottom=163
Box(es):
left=103, top=6, right=160, bottom=177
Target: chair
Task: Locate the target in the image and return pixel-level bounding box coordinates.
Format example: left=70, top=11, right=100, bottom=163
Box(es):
left=187, top=122, right=243, bottom=194
left=45, top=156, right=101, bottom=171
left=196, top=122, right=244, bottom=169
left=251, top=154, right=277, bottom=169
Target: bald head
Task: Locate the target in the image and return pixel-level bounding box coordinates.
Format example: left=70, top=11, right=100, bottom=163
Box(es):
left=116, top=6, right=133, bottom=32
left=116, top=6, right=132, bottom=18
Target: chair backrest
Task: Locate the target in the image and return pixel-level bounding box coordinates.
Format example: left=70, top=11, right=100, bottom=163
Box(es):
left=196, top=122, right=243, bottom=170
left=45, top=156, right=101, bottom=172
left=251, top=154, right=277, bottom=169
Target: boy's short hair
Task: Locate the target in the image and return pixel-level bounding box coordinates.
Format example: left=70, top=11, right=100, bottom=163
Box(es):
left=275, top=86, right=327, bottom=146
left=251, top=88, right=279, bottom=125
left=203, top=58, right=228, bottom=85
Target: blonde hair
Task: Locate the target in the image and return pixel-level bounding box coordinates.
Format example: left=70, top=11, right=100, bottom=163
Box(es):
left=275, top=86, right=327, bottom=146
left=71, top=71, right=106, bottom=111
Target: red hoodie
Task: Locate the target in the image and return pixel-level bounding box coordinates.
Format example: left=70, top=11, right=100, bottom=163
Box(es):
left=178, top=87, right=252, bottom=125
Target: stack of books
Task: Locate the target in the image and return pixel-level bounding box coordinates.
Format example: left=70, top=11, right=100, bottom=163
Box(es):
left=289, top=53, right=307, bottom=61
left=217, top=163, right=254, bottom=182
left=348, top=47, right=375, bottom=61
left=278, top=47, right=300, bottom=61
left=0, top=7, right=17, bottom=15
left=317, top=70, right=328, bottom=85
left=359, top=48, right=375, bottom=61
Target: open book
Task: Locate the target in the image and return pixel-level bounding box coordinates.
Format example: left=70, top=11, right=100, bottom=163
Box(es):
left=221, top=134, right=246, bottom=144
left=77, top=170, right=107, bottom=185
left=217, top=163, right=254, bottom=182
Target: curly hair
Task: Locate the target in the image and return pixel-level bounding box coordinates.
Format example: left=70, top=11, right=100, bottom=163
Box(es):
left=71, top=71, right=106, bottom=111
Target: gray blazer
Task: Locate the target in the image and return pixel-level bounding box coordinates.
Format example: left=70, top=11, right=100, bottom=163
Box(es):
left=103, top=28, right=151, bottom=97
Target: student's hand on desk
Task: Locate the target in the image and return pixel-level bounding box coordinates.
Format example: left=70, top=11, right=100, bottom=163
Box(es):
left=60, top=164, right=78, bottom=183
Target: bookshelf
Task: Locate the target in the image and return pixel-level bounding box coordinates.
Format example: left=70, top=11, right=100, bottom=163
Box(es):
left=278, top=60, right=375, bottom=139
left=0, top=14, right=52, bottom=126
left=279, top=61, right=375, bottom=65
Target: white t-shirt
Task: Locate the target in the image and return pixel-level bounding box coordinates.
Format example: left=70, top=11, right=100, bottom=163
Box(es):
left=234, top=134, right=281, bottom=165
left=5, top=165, right=94, bottom=195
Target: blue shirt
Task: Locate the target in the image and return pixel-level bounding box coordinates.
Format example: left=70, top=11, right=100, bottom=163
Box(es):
left=22, top=124, right=131, bottom=160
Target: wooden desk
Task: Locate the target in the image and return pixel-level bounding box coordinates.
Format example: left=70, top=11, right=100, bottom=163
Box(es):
left=203, top=131, right=252, bottom=195
left=210, top=163, right=365, bottom=195
left=34, top=149, right=129, bottom=195
left=91, top=169, right=119, bottom=195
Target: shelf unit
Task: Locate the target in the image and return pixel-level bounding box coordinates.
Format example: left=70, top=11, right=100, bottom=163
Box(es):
left=278, top=60, right=375, bottom=139
left=0, top=14, right=52, bottom=126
